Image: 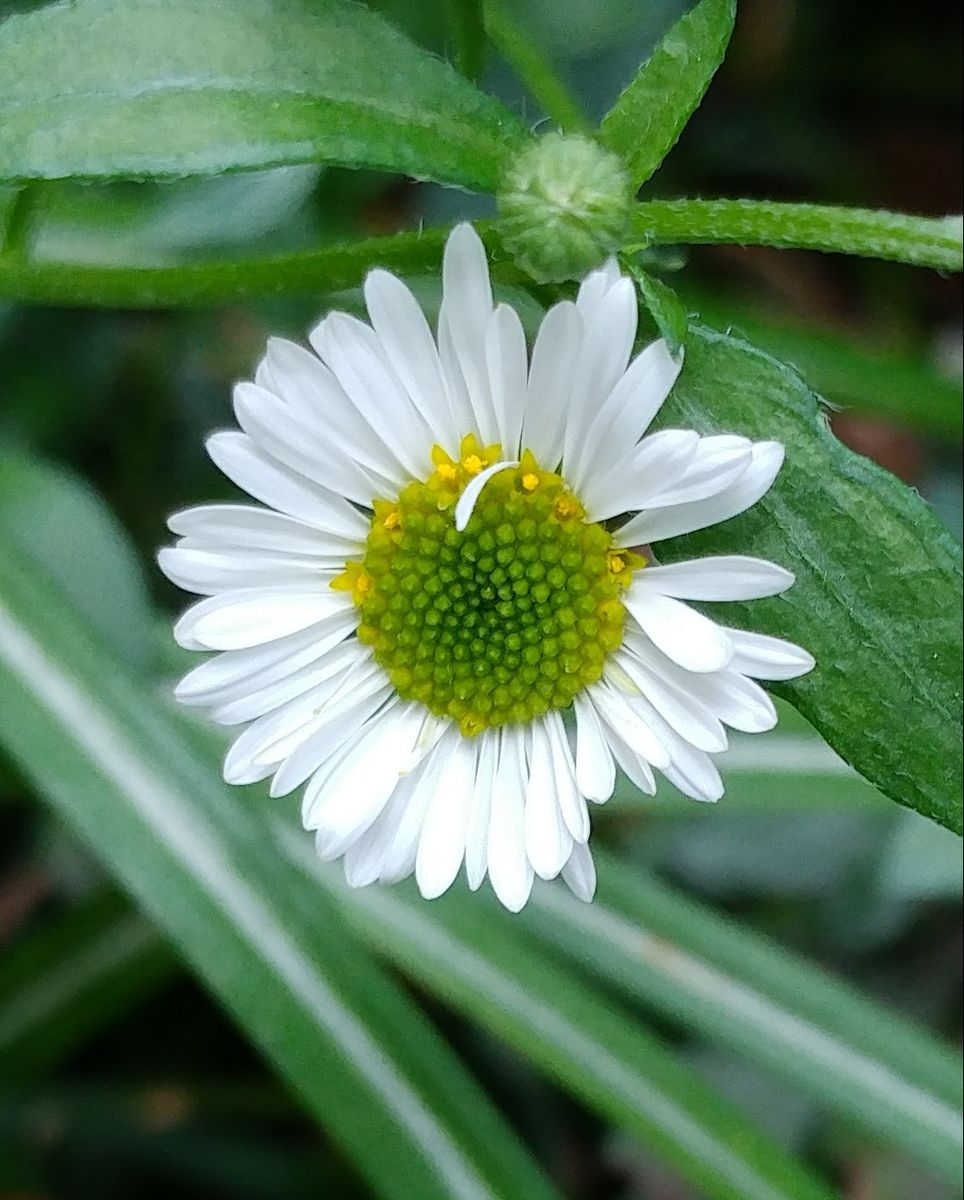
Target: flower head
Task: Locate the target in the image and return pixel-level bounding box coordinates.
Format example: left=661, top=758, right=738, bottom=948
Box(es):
left=159, top=223, right=814, bottom=912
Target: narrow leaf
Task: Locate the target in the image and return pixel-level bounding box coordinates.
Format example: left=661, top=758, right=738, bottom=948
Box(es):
left=0, top=0, right=529, bottom=191
left=601, top=0, right=736, bottom=188
left=524, top=855, right=963, bottom=1182
left=659, top=326, right=963, bottom=833
left=0, top=536, right=560, bottom=1200
left=292, top=857, right=838, bottom=1200
left=483, top=0, right=590, bottom=134
left=628, top=264, right=689, bottom=355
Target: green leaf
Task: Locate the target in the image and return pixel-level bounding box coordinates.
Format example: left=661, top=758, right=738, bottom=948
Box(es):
left=659, top=326, right=963, bottom=833
left=0, top=456, right=155, bottom=668
left=600, top=0, right=736, bottom=189
left=0, top=892, right=175, bottom=1081
left=483, top=0, right=590, bottom=134
left=0, top=0, right=529, bottom=191
left=0, top=536, right=560, bottom=1200
left=447, top=0, right=486, bottom=83
left=523, top=855, right=963, bottom=1182
left=679, top=285, right=963, bottom=442
left=628, top=263, right=689, bottom=356
left=293, top=857, right=837, bottom=1200
left=631, top=200, right=964, bottom=271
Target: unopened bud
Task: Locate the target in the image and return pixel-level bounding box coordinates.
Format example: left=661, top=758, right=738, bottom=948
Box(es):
left=497, top=133, right=632, bottom=283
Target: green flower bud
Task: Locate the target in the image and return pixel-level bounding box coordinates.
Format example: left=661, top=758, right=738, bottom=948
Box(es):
left=497, top=133, right=632, bottom=283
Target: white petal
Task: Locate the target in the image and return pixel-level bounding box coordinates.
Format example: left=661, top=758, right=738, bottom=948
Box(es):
left=581, top=429, right=699, bottom=522
left=206, top=431, right=369, bottom=532
left=544, top=712, right=590, bottom=844
left=623, top=585, right=733, bottom=673
left=174, top=616, right=355, bottom=706
left=684, top=669, right=778, bottom=733
left=454, top=460, right=519, bottom=532
left=312, top=313, right=433, bottom=478
left=379, top=742, right=454, bottom=884
left=485, top=303, right=528, bottom=455
left=210, top=642, right=370, bottom=727
left=416, top=740, right=478, bottom=899
left=522, top=300, right=582, bottom=468
left=465, top=732, right=499, bottom=890
left=561, top=840, right=597, bottom=903
left=158, top=546, right=337, bottom=596
left=572, top=694, right=616, bottom=802
left=343, top=769, right=423, bottom=889
left=571, top=338, right=682, bottom=490
left=612, top=645, right=728, bottom=754
left=306, top=702, right=424, bottom=859
left=486, top=727, right=533, bottom=912
left=616, top=441, right=785, bottom=546
left=438, top=223, right=498, bottom=445
left=269, top=670, right=391, bottom=796
left=662, top=746, right=725, bottom=803
left=524, top=719, right=573, bottom=879
left=575, top=258, right=620, bottom=316
left=722, top=627, right=815, bottom=680
left=563, top=277, right=638, bottom=489
left=638, top=556, right=794, bottom=601
left=608, top=685, right=724, bottom=803
left=606, top=726, right=657, bottom=796
left=363, top=268, right=461, bottom=452
left=263, top=336, right=409, bottom=487
left=640, top=435, right=752, bottom=509
left=221, top=679, right=383, bottom=788
left=233, top=381, right=392, bottom=507
left=586, top=680, right=671, bottom=770
left=167, top=502, right=365, bottom=553
left=174, top=587, right=352, bottom=651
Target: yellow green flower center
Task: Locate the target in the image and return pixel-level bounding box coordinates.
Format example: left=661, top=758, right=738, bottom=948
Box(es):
left=333, top=435, right=645, bottom=736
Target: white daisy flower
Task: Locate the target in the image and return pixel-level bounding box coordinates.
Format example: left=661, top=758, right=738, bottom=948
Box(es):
left=159, top=223, right=814, bottom=912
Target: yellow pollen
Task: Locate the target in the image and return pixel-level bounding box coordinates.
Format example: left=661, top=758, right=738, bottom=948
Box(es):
left=355, top=571, right=374, bottom=595
left=554, top=494, right=582, bottom=521
left=608, top=551, right=627, bottom=574
left=437, top=462, right=458, bottom=482
left=521, top=473, right=540, bottom=492
left=459, top=712, right=486, bottom=737
left=462, top=454, right=484, bottom=476
left=383, top=509, right=401, bottom=530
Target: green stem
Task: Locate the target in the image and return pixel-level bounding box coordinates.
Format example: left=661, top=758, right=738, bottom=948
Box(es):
left=483, top=0, right=590, bottom=134
left=0, top=223, right=517, bottom=309
left=447, top=0, right=486, bottom=83
left=631, top=199, right=964, bottom=271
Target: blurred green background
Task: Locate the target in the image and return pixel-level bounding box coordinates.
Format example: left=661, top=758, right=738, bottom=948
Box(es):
left=0, top=1, right=960, bottom=1198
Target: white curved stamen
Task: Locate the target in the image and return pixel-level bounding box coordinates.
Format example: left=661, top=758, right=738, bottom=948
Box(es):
left=454, top=460, right=520, bottom=531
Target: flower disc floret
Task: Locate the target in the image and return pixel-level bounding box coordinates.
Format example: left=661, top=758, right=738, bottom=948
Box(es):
left=333, top=437, right=644, bottom=736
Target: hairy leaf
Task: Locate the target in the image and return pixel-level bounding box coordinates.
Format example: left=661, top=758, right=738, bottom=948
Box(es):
left=600, top=0, right=736, bottom=188
left=0, top=0, right=528, bottom=190
left=659, top=325, right=963, bottom=833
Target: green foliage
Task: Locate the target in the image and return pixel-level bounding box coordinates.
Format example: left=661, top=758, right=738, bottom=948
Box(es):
left=601, top=0, right=736, bottom=188
left=0, top=0, right=528, bottom=191
left=631, top=200, right=964, bottom=271
left=0, top=2, right=961, bottom=1195
left=523, top=854, right=963, bottom=1181
left=662, top=325, right=963, bottom=834
left=0, top=533, right=561, bottom=1200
